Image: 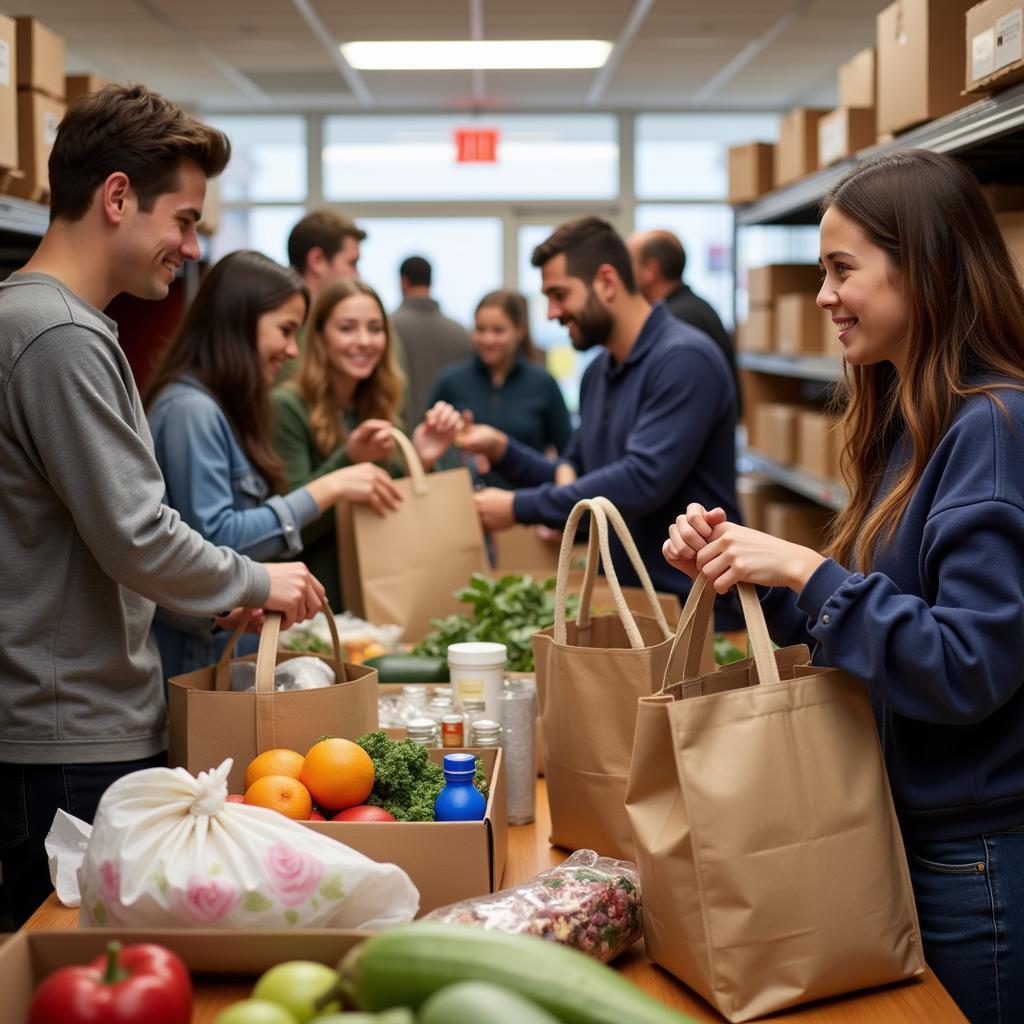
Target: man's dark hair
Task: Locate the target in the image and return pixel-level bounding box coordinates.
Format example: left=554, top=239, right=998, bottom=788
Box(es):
left=640, top=232, right=686, bottom=281
left=530, top=216, right=636, bottom=292
left=49, top=84, right=231, bottom=223
left=400, top=255, right=432, bottom=287
left=287, top=210, right=367, bottom=274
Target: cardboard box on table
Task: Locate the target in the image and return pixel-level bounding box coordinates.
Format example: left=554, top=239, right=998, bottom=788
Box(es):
left=774, top=107, right=828, bottom=187
left=728, top=142, right=774, bottom=204
left=966, top=0, right=1024, bottom=93
left=15, top=17, right=63, bottom=99
left=839, top=46, right=877, bottom=106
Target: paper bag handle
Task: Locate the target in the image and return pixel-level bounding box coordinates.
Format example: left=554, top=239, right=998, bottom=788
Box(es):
left=388, top=427, right=428, bottom=496
left=661, top=575, right=780, bottom=689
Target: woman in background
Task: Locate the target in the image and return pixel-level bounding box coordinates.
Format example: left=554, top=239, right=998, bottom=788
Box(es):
left=144, top=250, right=401, bottom=677
left=272, top=277, right=462, bottom=610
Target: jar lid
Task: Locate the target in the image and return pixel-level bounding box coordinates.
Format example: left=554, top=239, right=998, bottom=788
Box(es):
left=407, top=717, right=436, bottom=731
left=446, top=641, right=507, bottom=666
left=443, top=752, right=477, bottom=776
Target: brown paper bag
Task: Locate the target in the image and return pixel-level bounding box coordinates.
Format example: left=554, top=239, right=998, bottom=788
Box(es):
left=337, top=428, right=488, bottom=642
left=168, top=610, right=378, bottom=794
left=532, top=496, right=711, bottom=860
left=625, top=576, right=925, bottom=1022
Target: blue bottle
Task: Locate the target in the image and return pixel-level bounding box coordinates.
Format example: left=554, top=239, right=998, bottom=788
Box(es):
left=434, top=753, right=486, bottom=822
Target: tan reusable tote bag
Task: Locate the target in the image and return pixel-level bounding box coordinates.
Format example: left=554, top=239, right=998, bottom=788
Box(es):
left=533, top=496, right=712, bottom=860
left=625, top=575, right=925, bottom=1022
left=337, top=428, right=488, bottom=642
left=168, top=609, right=378, bottom=794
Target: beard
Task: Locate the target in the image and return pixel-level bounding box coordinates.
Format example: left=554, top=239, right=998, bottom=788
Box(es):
left=565, top=287, right=614, bottom=352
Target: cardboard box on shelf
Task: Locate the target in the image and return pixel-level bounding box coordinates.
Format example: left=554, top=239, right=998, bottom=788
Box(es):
left=876, top=0, right=975, bottom=137
left=764, top=499, right=835, bottom=548
left=64, top=72, right=108, bottom=106
left=304, top=745, right=507, bottom=915
left=997, top=210, right=1024, bottom=282
left=966, top=0, right=1024, bottom=92
left=818, top=107, right=877, bottom=166
left=728, top=142, right=774, bottom=204
left=821, top=306, right=841, bottom=355
left=739, top=370, right=804, bottom=450
left=776, top=293, right=825, bottom=354
left=737, top=475, right=794, bottom=532
left=775, top=107, right=828, bottom=187
left=753, top=402, right=802, bottom=464
left=0, top=929, right=369, bottom=1022
left=15, top=17, right=64, bottom=99
left=736, top=307, right=774, bottom=352
left=0, top=16, right=17, bottom=172
left=7, top=90, right=64, bottom=199
left=747, top=263, right=822, bottom=305
left=839, top=46, right=877, bottom=106
left=797, top=410, right=843, bottom=481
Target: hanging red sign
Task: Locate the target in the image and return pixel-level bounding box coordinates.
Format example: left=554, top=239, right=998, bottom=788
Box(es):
left=455, top=127, right=499, bottom=163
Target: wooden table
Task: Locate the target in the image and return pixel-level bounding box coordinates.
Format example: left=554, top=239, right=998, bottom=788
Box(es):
left=23, top=780, right=965, bottom=1023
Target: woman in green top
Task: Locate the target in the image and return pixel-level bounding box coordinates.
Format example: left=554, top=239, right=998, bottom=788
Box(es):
left=272, top=277, right=462, bottom=609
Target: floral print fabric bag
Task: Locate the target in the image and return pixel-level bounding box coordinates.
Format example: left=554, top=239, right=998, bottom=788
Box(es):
left=77, top=759, right=419, bottom=930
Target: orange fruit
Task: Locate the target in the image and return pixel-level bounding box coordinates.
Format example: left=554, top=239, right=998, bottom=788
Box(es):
left=244, top=774, right=313, bottom=820
left=244, top=748, right=305, bottom=791
left=301, top=737, right=375, bottom=812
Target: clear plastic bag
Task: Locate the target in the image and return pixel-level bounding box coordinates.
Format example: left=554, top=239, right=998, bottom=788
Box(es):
left=280, top=611, right=403, bottom=664
left=424, top=849, right=642, bottom=961
left=229, top=656, right=336, bottom=693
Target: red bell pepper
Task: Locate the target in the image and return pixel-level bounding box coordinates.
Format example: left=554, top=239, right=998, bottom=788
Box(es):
left=28, top=940, right=192, bottom=1024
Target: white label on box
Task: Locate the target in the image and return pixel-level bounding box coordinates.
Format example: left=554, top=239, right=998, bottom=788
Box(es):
left=995, top=10, right=1023, bottom=71
left=43, top=112, right=60, bottom=146
left=0, top=41, right=9, bottom=87
left=973, top=27, right=996, bottom=82
left=819, top=117, right=847, bottom=166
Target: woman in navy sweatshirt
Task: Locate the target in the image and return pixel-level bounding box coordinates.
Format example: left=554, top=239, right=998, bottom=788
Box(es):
left=665, top=151, right=1024, bottom=1022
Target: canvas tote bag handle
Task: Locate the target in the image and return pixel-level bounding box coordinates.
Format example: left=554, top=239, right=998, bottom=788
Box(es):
left=661, top=574, right=780, bottom=689
left=554, top=498, right=648, bottom=649
left=387, top=426, right=429, bottom=497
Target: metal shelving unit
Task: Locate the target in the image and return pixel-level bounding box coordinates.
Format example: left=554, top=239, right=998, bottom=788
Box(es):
left=737, top=352, right=841, bottom=383
left=0, top=194, right=48, bottom=239
left=739, top=448, right=847, bottom=512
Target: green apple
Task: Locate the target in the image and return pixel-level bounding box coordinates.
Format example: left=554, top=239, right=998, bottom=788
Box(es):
left=213, top=999, right=299, bottom=1024
left=252, top=961, right=340, bottom=1022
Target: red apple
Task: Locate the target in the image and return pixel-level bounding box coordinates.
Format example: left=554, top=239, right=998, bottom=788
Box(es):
left=332, top=805, right=396, bottom=822
left=225, top=794, right=245, bottom=803
left=308, top=810, right=326, bottom=821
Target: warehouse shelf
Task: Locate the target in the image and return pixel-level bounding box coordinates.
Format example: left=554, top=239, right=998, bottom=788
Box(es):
left=737, top=352, right=842, bottom=382
left=739, top=448, right=847, bottom=512
left=0, top=194, right=49, bottom=239
left=735, top=79, right=1024, bottom=226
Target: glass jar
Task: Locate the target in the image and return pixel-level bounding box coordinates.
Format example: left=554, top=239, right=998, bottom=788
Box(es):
left=470, top=719, right=502, bottom=748
left=406, top=717, right=439, bottom=746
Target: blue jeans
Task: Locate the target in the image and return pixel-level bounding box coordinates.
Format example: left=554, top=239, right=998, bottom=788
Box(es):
left=908, top=826, right=1024, bottom=1023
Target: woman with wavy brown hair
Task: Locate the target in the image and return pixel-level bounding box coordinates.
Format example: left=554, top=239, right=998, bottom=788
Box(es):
left=663, top=150, right=1024, bottom=1021
left=272, top=277, right=462, bottom=609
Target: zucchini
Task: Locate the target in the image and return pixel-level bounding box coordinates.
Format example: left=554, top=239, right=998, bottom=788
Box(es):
left=310, top=1011, right=414, bottom=1024
left=420, top=981, right=561, bottom=1024
left=334, top=923, right=696, bottom=1024
left=364, top=654, right=449, bottom=684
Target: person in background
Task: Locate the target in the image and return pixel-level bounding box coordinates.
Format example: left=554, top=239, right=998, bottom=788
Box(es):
left=0, top=85, right=323, bottom=927
left=144, top=251, right=403, bottom=677
left=665, top=151, right=1024, bottom=1023
left=429, top=289, right=572, bottom=488
left=391, top=255, right=473, bottom=425
left=273, top=278, right=463, bottom=610
left=459, top=217, right=741, bottom=628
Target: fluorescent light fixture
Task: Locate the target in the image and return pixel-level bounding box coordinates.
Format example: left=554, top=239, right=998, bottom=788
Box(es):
left=341, top=40, right=613, bottom=71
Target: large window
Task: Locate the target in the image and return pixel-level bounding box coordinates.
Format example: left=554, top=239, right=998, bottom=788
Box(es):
left=323, top=115, right=618, bottom=201
left=209, top=206, right=305, bottom=267
left=206, top=115, right=307, bottom=202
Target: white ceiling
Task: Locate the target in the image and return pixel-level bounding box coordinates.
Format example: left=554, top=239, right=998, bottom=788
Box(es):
left=7, top=0, right=889, bottom=113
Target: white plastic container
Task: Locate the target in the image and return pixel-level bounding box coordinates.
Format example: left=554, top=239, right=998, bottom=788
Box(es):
left=447, top=641, right=507, bottom=719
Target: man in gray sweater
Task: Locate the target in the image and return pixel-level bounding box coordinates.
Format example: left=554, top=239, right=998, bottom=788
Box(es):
left=0, top=85, right=324, bottom=925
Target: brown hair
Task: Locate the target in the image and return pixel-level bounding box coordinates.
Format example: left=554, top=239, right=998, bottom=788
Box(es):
left=143, top=251, right=308, bottom=495
left=287, top=210, right=367, bottom=274
left=289, top=279, right=405, bottom=456
left=531, top=215, right=637, bottom=293
left=475, top=289, right=543, bottom=365
left=49, top=84, right=230, bottom=223
left=824, top=150, right=1024, bottom=570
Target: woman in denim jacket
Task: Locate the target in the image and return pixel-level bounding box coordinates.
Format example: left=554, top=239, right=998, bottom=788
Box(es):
left=144, top=250, right=404, bottom=678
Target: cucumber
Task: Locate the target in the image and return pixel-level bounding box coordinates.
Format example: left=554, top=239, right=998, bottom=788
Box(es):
left=310, top=1011, right=414, bottom=1024
left=334, top=923, right=696, bottom=1024
left=364, top=654, right=449, bottom=684
left=420, top=981, right=561, bottom=1024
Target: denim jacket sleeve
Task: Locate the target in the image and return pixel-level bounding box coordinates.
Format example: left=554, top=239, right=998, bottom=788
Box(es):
left=150, top=387, right=318, bottom=562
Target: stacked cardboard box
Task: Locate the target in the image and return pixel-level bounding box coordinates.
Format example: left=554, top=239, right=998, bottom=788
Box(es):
left=737, top=476, right=793, bottom=531
left=728, top=142, right=774, bottom=205
left=11, top=18, right=65, bottom=201
left=796, top=410, right=843, bottom=482
left=0, top=16, right=15, bottom=174
left=737, top=264, right=824, bottom=355
left=965, top=0, right=1024, bottom=94
left=65, top=73, right=108, bottom=106
left=764, top=499, right=835, bottom=549
left=819, top=49, right=877, bottom=167
left=775, top=108, right=828, bottom=187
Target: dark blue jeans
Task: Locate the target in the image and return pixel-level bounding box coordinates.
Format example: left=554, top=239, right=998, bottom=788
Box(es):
left=0, top=753, right=166, bottom=927
left=908, top=827, right=1024, bottom=1023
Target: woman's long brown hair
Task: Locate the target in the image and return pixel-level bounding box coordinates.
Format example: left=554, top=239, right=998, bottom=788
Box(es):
left=289, top=279, right=405, bottom=457
left=825, top=151, right=1024, bottom=569
left=143, top=250, right=308, bottom=495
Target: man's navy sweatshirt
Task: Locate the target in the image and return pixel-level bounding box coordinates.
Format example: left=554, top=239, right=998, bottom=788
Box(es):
left=495, top=302, right=742, bottom=629
left=763, top=383, right=1024, bottom=843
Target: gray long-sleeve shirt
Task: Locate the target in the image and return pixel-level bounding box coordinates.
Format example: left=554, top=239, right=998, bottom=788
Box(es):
left=0, top=273, right=270, bottom=764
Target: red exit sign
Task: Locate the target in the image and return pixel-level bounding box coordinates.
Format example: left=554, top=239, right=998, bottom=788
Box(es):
left=455, top=127, right=499, bottom=163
